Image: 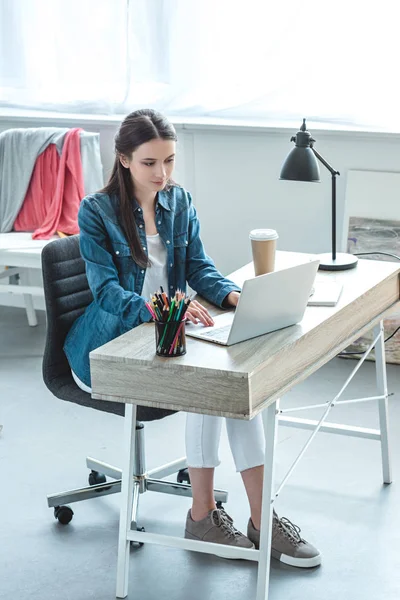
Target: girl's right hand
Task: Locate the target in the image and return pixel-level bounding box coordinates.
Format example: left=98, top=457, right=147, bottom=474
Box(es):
left=185, top=299, right=214, bottom=327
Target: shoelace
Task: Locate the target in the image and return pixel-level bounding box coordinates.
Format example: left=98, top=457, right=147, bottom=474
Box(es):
left=275, top=514, right=305, bottom=546
left=219, top=507, right=234, bottom=524
left=211, top=508, right=242, bottom=539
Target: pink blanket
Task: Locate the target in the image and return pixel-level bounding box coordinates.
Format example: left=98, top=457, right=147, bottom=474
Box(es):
left=14, top=128, right=85, bottom=239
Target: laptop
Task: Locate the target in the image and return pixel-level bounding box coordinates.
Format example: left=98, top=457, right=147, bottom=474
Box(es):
left=185, top=260, right=320, bottom=346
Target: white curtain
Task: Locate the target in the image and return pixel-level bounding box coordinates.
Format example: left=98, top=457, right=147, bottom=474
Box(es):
left=0, top=0, right=398, bottom=130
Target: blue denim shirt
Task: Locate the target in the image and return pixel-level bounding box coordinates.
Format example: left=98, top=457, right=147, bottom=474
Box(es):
left=63, top=186, right=241, bottom=386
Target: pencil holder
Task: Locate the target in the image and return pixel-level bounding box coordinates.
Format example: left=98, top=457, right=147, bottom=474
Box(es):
left=155, top=318, right=187, bottom=357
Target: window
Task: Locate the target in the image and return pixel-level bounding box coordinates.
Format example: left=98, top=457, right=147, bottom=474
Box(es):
left=0, top=0, right=397, bottom=130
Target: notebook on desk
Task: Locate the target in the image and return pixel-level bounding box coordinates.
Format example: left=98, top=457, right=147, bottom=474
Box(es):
left=307, top=280, right=343, bottom=306
left=186, top=260, right=320, bottom=346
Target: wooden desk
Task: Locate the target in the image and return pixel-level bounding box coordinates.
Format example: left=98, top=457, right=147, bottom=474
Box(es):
left=90, top=251, right=400, bottom=600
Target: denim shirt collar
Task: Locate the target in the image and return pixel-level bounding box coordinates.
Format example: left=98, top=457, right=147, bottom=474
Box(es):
left=157, top=190, right=172, bottom=211
left=132, top=190, right=171, bottom=213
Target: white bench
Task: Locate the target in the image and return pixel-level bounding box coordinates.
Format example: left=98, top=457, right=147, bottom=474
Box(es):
left=0, top=232, right=57, bottom=326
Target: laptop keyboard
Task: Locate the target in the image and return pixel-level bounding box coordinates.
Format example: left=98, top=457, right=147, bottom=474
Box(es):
left=200, top=325, right=231, bottom=341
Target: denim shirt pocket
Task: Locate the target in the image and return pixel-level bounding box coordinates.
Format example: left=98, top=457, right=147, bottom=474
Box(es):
left=173, top=231, right=188, bottom=265
left=112, top=242, right=135, bottom=272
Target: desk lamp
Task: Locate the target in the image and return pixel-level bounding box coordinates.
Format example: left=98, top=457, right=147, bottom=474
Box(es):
left=280, top=119, right=358, bottom=271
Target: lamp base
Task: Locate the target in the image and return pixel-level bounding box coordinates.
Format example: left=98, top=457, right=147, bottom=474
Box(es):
left=318, top=252, right=358, bottom=271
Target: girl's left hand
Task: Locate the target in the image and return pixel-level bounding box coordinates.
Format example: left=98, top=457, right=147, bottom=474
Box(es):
left=226, top=291, right=240, bottom=307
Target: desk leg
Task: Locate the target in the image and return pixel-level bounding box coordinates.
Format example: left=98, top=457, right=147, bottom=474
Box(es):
left=374, top=322, right=392, bottom=484
left=19, top=271, right=38, bottom=327
left=256, top=401, right=278, bottom=600
left=116, top=403, right=137, bottom=599
left=23, top=293, right=37, bottom=326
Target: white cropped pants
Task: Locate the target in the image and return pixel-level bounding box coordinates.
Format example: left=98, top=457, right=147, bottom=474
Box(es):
left=72, top=370, right=265, bottom=473
left=185, top=413, right=265, bottom=473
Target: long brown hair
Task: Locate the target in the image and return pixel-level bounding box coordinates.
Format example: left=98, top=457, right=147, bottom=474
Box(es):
left=101, top=109, right=177, bottom=268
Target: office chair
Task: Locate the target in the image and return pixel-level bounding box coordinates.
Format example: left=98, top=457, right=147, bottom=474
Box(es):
left=41, top=235, right=228, bottom=535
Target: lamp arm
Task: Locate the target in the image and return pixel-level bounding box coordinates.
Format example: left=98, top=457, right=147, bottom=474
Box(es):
left=311, top=146, right=339, bottom=261
left=310, top=146, right=339, bottom=176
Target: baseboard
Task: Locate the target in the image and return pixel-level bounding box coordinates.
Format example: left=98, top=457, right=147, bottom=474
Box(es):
left=0, top=268, right=45, bottom=312
left=0, top=293, right=45, bottom=311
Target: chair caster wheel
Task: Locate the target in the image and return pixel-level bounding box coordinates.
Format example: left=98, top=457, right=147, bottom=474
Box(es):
left=54, top=505, right=74, bottom=525
left=130, top=526, right=145, bottom=549
left=177, top=468, right=190, bottom=484
left=88, top=470, right=107, bottom=488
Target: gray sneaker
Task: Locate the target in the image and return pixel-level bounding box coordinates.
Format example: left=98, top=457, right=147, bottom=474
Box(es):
left=247, top=510, right=321, bottom=568
left=185, top=508, right=254, bottom=549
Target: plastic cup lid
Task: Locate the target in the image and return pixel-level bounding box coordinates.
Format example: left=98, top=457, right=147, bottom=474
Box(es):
left=249, top=229, right=279, bottom=241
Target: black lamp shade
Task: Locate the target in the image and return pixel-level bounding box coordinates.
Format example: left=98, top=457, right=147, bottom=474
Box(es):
left=280, top=146, right=320, bottom=182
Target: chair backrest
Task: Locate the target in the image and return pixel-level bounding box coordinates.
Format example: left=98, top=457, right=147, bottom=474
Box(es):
left=41, top=235, right=176, bottom=421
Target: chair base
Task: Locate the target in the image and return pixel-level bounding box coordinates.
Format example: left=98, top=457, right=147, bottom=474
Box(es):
left=47, top=421, right=229, bottom=529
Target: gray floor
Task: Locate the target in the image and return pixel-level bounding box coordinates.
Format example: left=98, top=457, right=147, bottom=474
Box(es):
left=1, top=305, right=400, bottom=600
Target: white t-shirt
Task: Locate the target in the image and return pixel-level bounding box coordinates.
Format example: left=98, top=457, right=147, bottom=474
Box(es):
left=141, top=234, right=169, bottom=301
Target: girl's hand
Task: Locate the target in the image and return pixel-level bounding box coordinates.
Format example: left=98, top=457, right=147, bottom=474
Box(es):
left=186, top=299, right=214, bottom=326
left=226, top=291, right=240, bottom=307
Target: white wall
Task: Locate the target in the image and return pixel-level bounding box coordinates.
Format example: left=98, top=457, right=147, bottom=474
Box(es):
left=188, top=128, right=400, bottom=275
left=1, top=115, right=400, bottom=311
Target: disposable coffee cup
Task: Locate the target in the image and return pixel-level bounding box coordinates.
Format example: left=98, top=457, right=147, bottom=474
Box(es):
left=249, top=229, right=279, bottom=276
